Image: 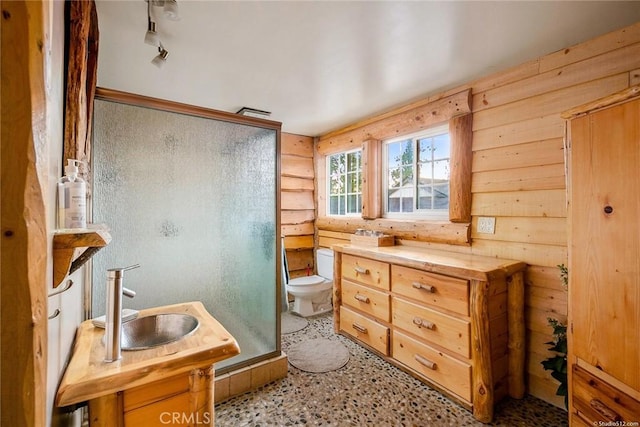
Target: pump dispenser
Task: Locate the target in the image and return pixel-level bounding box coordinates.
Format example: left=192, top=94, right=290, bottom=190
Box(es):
left=57, top=159, right=87, bottom=229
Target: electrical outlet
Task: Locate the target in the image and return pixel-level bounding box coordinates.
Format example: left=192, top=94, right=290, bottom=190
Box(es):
left=477, top=217, right=496, bottom=234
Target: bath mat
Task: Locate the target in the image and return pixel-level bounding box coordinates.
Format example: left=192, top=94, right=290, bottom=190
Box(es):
left=281, top=312, right=308, bottom=334
left=287, top=338, right=350, bottom=373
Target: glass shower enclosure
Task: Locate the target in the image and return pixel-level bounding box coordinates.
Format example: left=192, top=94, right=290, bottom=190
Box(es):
left=90, top=89, right=281, bottom=372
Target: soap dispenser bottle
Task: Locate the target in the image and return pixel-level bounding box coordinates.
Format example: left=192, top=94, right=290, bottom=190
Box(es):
left=57, top=159, right=87, bottom=229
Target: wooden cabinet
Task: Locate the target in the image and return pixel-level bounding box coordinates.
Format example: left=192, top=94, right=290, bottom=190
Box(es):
left=89, top=367, right=214, bottom=427
left=56, top=302, right=240, bottom=427
left=564, top=87, right=640, bottom=425
left=332, top=245, right=526, bottom=423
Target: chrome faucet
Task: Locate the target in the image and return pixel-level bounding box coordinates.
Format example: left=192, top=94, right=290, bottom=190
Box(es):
left=104, top=264, right=139, bottom=362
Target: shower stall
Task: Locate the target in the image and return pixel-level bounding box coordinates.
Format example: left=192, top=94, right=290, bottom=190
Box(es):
left=89, top=89, right=281, bottom=372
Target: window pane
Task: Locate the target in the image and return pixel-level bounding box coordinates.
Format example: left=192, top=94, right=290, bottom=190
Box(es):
left=432, top=133, right=450, bottom=160
left=388, top=167, right=401, bottom=188
left=347, top=194, right=360, bottom=213
left=329, top=153, right=344, bottom=174
left=347, top=151, right=360, bottom=172
left=330, top=173, right=345, bottom=195
left=400, top=140, right=413, bottom=165
left=328, top=150, right=361, bottom=216
left=418, top=185, right=432, bottom=210
left=387, top=142, right=402, bottom=168
left=387, top=191, right=400, bottom=213
left=418, top=162, right=433, bottom=183
left=329, top=196, right=340, bottom=215
left=401, top=165, right=414, bottom=186
left=433, top=159, right=450, bottom=180
left=402, top=196, right=414, bottom=212
left=347, top=171, right=360, bottom=193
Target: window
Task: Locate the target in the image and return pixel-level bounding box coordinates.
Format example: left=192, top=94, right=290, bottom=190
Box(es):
left=384, top=124, right=450, bottom=218
left=327, top=149, right=362, bottom=215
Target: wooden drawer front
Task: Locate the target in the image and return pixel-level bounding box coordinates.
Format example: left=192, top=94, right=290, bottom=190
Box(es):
left=124, top=373, right=189, bottom=412
left=342, top=254, right=390, bottom=290
left=125, top=391, right=192, bottom=426
left=342, top=280, right=390, bottom=322
left=340, top=306, right=389, bottom=355
left=392, top=330, right=472, bottom=402
left=392, top=297, right=470, bottom=358
left=391, top=265, right=469, bottom=316
left=572, top=365, right=640, bottom=423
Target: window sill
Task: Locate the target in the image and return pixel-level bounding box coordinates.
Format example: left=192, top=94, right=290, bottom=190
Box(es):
left=316, top=216, right=470, bottom=246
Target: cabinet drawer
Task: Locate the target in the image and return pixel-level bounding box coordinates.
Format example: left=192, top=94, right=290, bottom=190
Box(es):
left=392, top=330, right=472, bottom=402
left=391, top=265, right=469, bottom=316
left=340, top=306, right=389, bottom=355
left=125, top=391, right=192, bottom=426
left=572, top=365, right=640, bottom=423
left=342, top=280, right=390, bottom=322
left=342, top=254, right=390, bottom=291
left=124, top=372, right=189, bottom=412
left=392, top=297, right=470, bottom=358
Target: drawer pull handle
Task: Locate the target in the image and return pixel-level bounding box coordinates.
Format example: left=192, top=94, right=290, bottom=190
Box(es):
left=590, top=399, right=622, bottom=422
left=412, top=282, right=435, bottom=293
left=414, top=354, right=437, bottom=370
left=412, top=317, right=435, bottom=330
left=352, top=323, right=368, bottom=334
left=354, top=294, right=370, bottom=304
left=354, top=266, right=370, bottom=275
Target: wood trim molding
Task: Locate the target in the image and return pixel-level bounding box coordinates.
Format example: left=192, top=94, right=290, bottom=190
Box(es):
left=94, top=88, right=282, bottom=131
left=317, top=89, right=472, bottom=155
left=316, top=216, right=470, bottom=246
left=561, top=84, right=640, bottom=119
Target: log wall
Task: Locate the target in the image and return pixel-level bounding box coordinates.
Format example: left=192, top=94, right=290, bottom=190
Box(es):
left=315, top=21, right=640, bottom=407
left=281, top=133, right=316, bottom=278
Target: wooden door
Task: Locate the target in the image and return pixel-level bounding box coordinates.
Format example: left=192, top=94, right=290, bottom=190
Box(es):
left=569, top=97, right=640, bottom=391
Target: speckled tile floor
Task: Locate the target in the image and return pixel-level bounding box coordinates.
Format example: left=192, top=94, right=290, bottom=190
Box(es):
left=215, top=312, right=568, bottom=426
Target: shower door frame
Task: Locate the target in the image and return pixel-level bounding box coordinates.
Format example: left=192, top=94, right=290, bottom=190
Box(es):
left=84, top=87, right=282, bottom=373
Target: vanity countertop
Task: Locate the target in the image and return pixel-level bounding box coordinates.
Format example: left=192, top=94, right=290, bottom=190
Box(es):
left=56, top=301, right=240, bottom=407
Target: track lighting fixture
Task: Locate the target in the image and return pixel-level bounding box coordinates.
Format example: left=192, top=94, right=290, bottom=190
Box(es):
left=151, top=44, right=169, bottom=68
left=144, top=0, right=179, bottom=66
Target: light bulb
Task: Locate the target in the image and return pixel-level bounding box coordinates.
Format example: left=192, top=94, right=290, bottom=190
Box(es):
left=163, top=0, right=179, bottom=21
left=151, top=46, right=169, bottom=68
left=144, top=21, right=159, bottom=46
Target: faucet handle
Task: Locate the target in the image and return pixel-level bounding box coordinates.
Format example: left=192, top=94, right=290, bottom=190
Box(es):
left=123, top=287, right=136, bottom=298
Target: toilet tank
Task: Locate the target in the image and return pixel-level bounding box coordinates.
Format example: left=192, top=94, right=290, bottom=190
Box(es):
left=316, top=248, right=334, bottom=280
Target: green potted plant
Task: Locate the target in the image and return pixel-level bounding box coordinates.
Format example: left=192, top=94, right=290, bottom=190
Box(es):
left=541, top=264, right=568, bottom=408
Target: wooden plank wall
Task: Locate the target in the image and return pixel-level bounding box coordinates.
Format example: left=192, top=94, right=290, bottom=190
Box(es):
left=281, top=133, right=315, bottom=278
left=315, top=21, right=640, bottom=407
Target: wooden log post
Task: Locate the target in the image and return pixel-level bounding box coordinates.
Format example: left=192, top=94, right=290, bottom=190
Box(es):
left=88, top=393, right=124, bottom=427
left=189, top=365, right=215, bottom=426
left=361, top=139, right=381, bottom=219
left=470, top=279, right=494, bottom=423
left=448, top=113, right=473, bottom=223
left=1, top=1, right=48, bottom=425
left=507, top=271, right=526, bottom=399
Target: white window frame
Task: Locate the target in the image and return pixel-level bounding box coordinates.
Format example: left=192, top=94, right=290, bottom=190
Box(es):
left=383, top=124, right=450, bottom=220
left=326, top=148, right=363, bottom=216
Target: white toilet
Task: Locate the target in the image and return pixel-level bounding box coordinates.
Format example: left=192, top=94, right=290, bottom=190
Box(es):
left=286, top=248, right=334, bottom=317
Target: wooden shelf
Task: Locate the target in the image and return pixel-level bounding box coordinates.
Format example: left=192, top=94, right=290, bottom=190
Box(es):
left=52, top=226, right=111, bottom=288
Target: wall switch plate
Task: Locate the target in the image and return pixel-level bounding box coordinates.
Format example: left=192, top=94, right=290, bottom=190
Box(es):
left=477, top=217, right=496, bottom=234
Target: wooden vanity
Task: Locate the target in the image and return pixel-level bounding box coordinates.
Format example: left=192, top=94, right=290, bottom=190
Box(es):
left=56, top=302, right=240, bottom=426
left=332, top=244, right=526, bottom=423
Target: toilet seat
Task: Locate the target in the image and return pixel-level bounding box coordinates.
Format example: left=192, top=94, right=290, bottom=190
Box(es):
left=288, top=275, right=326, bottom=286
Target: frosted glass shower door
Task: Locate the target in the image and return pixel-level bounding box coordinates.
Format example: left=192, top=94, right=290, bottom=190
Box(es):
left=91, top=97, right=280, bottom=371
